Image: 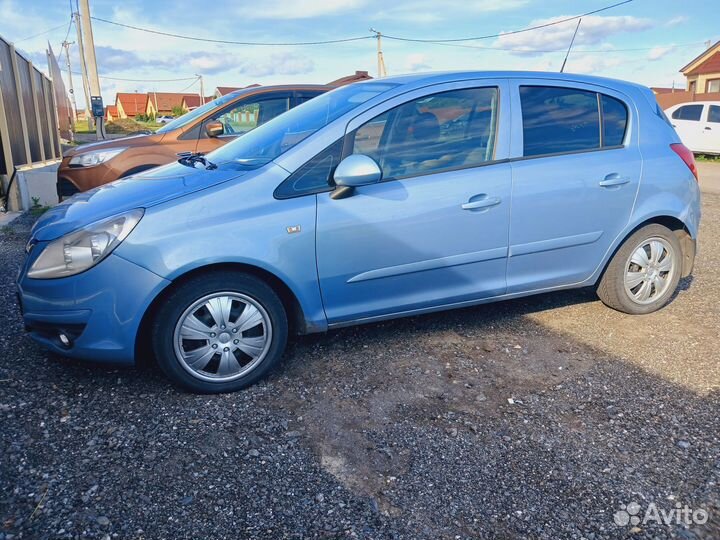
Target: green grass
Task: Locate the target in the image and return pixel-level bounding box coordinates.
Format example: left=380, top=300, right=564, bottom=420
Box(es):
left=695, top=154, right=720, bottom=163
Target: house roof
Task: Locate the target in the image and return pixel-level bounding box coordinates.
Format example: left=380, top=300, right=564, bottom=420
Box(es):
left=115, top=92, right=148, bottom=117
left=687, top=51, right=720, bottom=76
left=681, top=40, right=720, bottom=74
left=148, top=92, right=195, bottom=112
left=181, top=95, right=207, bottom=109
left=105, top=105, right=118, bottom=118
left=327, top=70, right=373, bottom=87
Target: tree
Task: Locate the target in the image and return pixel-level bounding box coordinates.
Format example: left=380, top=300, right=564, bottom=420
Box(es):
left=171, top=105, right=186, bottom=118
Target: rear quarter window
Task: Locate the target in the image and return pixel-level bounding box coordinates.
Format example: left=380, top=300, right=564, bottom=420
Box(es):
left=601, top=95, right=628, bottom=146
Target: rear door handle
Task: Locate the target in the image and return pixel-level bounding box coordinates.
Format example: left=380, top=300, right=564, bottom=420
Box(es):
left=599, top=174, right=630, bottom=188
left=704, top=127, right=712, bottom=131
left=462, top=195, right=501, bottom=211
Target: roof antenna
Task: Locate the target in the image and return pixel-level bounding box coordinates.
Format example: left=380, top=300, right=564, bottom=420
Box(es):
left=560, top=18, right=582, bottom=73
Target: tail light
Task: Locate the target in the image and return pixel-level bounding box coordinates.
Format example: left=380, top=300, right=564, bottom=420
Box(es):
left=670, top=143, right=698, bottom=181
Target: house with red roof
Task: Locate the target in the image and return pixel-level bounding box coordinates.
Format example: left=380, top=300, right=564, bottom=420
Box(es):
left=115, top=92, right=148, bottom=119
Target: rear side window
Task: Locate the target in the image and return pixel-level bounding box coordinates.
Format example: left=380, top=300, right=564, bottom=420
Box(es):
left=350, top=87, right=499, bottom=179
left=520, top=86, right=629, bottom=157
left=671, top=104, right=703, bottom=121
left=601, top=95, right=628, bottom=147
left=708, top=105, right=720, bottom=123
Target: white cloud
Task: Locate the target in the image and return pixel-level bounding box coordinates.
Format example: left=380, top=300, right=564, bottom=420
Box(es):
left=405, top=53, right=431, bottom=72
left=665, top=15, right=689, bottom=27
left=562, top=53, right=623, bottom=75
left=243, top=0, right=366, bottom=19
left=647, top=45, right=675, bottom=61
left=237, top=53, right=315, bottom=77
left=373, top=0, right=528, bottom=23
left=495, top=15, right=653, bottom=55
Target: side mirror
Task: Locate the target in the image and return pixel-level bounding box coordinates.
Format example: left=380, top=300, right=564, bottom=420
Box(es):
left=205, top=121, right=224, bottom=138
left=333, top=154, right=382, bottom=187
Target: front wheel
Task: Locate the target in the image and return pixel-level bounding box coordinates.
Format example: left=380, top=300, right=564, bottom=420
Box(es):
left=597, top=224, right=682, bottom=315
left=152, top=272, right=288, bottom=393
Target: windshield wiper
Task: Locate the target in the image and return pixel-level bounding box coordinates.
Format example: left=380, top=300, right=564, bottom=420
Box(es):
left=177, top=152, right=217, bottom=170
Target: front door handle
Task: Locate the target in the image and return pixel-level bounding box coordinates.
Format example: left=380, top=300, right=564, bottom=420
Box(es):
left=599, top=174, right=630, bottom=188
left=705, top=127, right=712, bottom=131
left=462, top=195, right=501, bottom=211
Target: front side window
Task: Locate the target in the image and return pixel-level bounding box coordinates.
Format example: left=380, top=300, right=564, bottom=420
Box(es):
left=208, top=97, right=289, bottom=137
left=350, top=87, right=498, bottom=179
left=672, top=104, right=703, bottom=121
left=708, top=105, right=720, bottom=123
left=520, top=86, right=600, bottom=156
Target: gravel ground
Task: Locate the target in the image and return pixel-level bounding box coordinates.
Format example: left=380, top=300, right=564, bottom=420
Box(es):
left=1, top=190, right=718, bottom=540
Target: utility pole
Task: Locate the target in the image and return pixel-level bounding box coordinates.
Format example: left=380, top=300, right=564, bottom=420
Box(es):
left=78, top=0, right=104, bottom=138
left=196, top=74, right=204, bottom=105
left=74, top=11, right=94, bottom=130
left=370, top=29, right=387, bottom=78
left=61, top=41, right=78, bottom=124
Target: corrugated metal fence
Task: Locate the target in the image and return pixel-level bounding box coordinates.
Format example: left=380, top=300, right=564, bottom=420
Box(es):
left=0, top=34, right=61, bottom=210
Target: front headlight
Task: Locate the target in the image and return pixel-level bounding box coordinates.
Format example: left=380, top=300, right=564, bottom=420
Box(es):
left=69, top=147, right=127, bottom=167
left=28, top=209, right=144, bottom=279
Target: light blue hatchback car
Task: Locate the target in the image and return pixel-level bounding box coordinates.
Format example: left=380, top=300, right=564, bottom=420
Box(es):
left=18, top=71, right=701, bottom=393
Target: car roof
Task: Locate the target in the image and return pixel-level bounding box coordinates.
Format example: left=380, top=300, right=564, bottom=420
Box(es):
left=228, top=84, right=330, bottom=98
left=361, top=70, right=650, bottom=94
left=668, top=101, right=720, bottom=106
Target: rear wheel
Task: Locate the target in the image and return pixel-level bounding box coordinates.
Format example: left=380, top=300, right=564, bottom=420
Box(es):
left=152, top=272, right=288, bottom=393
left=597, top=224, right=682, bottom=314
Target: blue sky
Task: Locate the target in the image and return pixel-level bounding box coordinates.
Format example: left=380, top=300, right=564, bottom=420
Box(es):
left=3, top=0, right=718, bottom=110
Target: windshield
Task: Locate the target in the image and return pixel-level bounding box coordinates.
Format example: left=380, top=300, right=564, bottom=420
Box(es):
left=155, top=93, right=238, bottom=134
left=207, top=82, right=398, bottom=167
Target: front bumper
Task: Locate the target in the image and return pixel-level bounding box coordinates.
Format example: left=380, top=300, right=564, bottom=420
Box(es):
left=17, top=251, right=170, bottom=364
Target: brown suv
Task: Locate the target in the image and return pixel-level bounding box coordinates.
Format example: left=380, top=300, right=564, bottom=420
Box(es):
left=58, top=85, right=329, bottom=195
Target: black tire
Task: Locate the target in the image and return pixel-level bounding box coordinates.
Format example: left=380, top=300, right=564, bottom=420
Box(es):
left=597, top=224, right=683, bottom=314
left=152, top=272, right=288, bottom=393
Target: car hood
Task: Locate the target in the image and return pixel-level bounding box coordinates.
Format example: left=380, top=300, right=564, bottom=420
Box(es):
left=31, top=165, right=247, bottom=241
left=64, top=133, right=163, bottom=157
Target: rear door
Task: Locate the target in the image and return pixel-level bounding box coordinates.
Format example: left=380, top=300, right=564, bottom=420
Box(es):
left=697, top=104, right=720, bottom=153
left=669, top=104, right=705, bottom=152
left=506, top=80, right=641, bottom=293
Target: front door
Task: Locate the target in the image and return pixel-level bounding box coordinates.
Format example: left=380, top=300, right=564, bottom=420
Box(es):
left=506, top=81, right=642, bottom=293
left=315, top=81, right=512, bottom=323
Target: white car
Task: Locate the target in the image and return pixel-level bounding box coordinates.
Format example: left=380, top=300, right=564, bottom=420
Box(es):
left=156, top=115, right=174, bottom=124
left=665, top=101, right=720, bottom=154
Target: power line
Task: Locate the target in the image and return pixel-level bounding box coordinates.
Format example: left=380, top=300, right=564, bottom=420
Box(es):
left=177, top=76, right=202, bottom=93
left=67, top=70, right=199, bottom=83
left=14, top=22, right=69, bottom=43
left=90, top=16, right=374, bottom=46
left=378, top=0, right=634, bottom=43
left=405, top=38, right=715, bottom=54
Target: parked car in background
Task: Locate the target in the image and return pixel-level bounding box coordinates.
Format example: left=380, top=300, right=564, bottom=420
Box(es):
left=57, top=85, right=329, bottom=196
left=665, top=101, right=720, bottom=154
left=21, top=72, right=700, bottom=394
left=156, top=115, right=174, bottom=124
